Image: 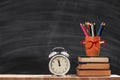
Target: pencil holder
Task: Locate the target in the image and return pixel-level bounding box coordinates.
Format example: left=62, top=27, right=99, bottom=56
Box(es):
left=80, top=36, right=106, bottom=56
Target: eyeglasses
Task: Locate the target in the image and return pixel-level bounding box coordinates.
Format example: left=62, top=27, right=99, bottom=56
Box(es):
left=80, top=40, right=106, bottom=49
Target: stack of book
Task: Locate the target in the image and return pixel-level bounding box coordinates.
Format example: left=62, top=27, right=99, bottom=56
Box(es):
left=76, top=56, right=111, bottom=76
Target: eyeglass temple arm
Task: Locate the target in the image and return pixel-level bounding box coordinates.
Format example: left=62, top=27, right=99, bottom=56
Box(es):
left=100, top=40, right=106, bottom=48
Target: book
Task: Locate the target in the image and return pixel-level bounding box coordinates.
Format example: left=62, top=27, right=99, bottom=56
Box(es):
left=78, top=56, right=109, bottom=62
left=76, top=69, right=111, bottom=76
left=77, top=63, right=110, bottom=69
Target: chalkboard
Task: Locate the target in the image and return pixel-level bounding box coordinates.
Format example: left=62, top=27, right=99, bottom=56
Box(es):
left=0, top=0, right=120, bottom=74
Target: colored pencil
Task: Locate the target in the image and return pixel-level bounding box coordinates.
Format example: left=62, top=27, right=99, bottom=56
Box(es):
left=85, top=22, right=89, bottom=34
left=97, top=22, right=106, bottom=36
left=93, top=23, right=97, bottom=36
left=85, top=22, right=92, bottom=36
left=89, top=23, right=92, bottom=36
left=80, top=23, right=89, bottom=36
left=91, top=24, right=95, bottom=37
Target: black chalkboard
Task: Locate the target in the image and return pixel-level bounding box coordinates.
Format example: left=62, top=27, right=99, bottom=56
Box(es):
left=0, top=0, right=120, bottom=74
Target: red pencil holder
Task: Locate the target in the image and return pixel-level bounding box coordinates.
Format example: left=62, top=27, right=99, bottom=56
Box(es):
left=80, top=36, right=106, bottom=56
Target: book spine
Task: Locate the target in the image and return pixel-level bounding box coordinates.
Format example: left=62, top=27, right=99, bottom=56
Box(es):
left=77, top=63, right=110, bottom=69
left=76, top=69, right=111, bottom=76
left=78, top=57, right=109, bottom=62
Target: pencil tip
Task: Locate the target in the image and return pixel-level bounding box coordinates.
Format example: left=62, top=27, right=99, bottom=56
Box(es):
left=101, top=22, right=106, bottom=26
left=93, top=23, right=96, bottom=25
left=80, top=23, right=83, bottom=26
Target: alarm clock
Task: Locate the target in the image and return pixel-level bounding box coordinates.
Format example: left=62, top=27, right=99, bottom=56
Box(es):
left=48, top=47, right=70, bottom=76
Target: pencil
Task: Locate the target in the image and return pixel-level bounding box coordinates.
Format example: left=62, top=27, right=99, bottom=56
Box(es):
left=85, top=22, right=92, bottom=36
left=89, top=23, right=92, bottom=36
left=97, top=22, right=106, bottom=36
left=91, top=24, right=95, bottom=37
left=93, top=23, right=97, bottom=36
left=80, top=23, right=89, bottom=36
left=85, top=22, right=90, bottom=35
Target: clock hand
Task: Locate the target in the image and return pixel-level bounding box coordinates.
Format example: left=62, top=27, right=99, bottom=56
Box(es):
left=57, top=59, right=61, bottom=67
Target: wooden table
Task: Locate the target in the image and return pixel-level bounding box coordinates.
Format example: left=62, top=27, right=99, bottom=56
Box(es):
left=0, top=74, right=120, bottom=80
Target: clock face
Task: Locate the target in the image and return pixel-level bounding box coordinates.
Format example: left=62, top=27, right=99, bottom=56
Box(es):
left=49, top=55, right=70, bottom=75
